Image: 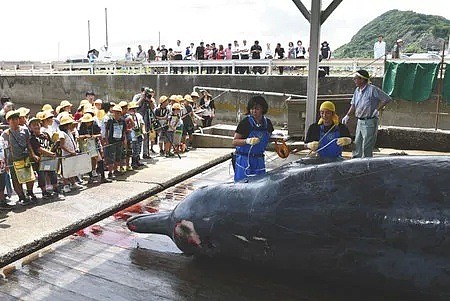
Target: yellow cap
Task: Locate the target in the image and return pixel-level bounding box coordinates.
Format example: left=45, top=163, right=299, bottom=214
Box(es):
left=318, top=101, right=339, bottom=126
left=36, top=111, right=45, bottom=120
left=172, top=103, right=181, bottom=110
left=128, top=101, right=139, bottom=109
left=78, top=99, right=90, bottom=110
left=118, top=100, right=128, bottom=107
left=28, top=117, right=41, bottom=125
left=159, top=96, right=168, bottom=104
left=42, top=110, right=54, bottom=120
left=80, top=113, right=94, bottom=123
left=184, top=94, right=193, bottom=102
left=41, top=104, right=53, bottom=111
left=84, top=106, right=95, bottom=115
left=190, top=91, right=199, bottom=98
left=112, top=105, right=123, bottom=112
left=319, top=101, right=335, bottom=112
left=17, top=107, right=30, bottom=117
left=6, top=110, right=20, bottom=120
left=60, top=100, right=72, bottom=108
left=59, top=115, right=75, bottom=125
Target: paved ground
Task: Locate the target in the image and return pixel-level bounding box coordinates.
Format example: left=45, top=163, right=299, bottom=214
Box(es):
left=0, top=148, right=233, bottom=267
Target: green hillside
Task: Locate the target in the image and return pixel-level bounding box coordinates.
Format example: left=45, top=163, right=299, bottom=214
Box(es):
left=333, top=10, right=450, bottom=58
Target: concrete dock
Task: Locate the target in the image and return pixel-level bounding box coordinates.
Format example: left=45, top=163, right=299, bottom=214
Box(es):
left=0, top=148, right=233, bottom=267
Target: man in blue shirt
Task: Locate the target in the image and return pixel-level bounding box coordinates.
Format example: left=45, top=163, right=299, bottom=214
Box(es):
left=342, top=69, right=392, bottom=158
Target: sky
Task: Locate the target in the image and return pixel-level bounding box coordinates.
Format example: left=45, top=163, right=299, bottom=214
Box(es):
left=0, top=0, right=448, bottom=61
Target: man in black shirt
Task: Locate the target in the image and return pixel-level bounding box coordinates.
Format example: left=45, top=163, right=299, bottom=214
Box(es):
left=251, top=40, right=262, bottom=74
left=274, top=43, right=285, bottom=74
left=195, top=42, right=205, bottom=74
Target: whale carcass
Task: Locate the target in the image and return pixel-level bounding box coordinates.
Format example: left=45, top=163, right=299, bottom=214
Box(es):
left=127, top=156, right=450, bottom=298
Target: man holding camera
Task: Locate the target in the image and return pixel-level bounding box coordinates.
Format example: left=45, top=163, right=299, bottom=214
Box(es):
left=136, top=88, right=157, bottom=158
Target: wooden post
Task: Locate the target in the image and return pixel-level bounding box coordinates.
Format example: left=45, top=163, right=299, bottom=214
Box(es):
left=435, top=41, right=446, bottom=130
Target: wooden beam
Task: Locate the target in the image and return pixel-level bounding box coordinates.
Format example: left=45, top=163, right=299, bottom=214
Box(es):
left=305, top=0, right=322, bottom=137
left=321, top=0, right=343, bottom=24
left=291, top=0, right=310, bottom=22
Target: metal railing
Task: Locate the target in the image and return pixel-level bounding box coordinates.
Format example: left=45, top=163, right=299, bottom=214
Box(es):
left=0, top=57, right=446, bottom=76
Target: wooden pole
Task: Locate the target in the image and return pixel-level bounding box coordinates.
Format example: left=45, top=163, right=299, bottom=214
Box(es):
left=434, top=41, right=446, bottom=130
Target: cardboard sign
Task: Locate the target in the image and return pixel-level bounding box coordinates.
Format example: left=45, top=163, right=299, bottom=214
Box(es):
left=13, top=158, right=36, bottom=184
left=79, top=138, right=99, bottom=158
left=39, top=157, right=59, bottom=171
left=61, top=153, right=92, bottom=178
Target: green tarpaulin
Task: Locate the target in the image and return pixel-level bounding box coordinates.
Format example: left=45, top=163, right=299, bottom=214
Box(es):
left=382, top=62, right=440, bottom=102
left=442, top=65, right=450, bottom=104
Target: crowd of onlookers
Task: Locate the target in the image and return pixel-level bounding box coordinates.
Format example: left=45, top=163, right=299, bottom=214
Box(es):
left=0, top=89, right=216, bottom=210
left=89, top=40, right=332, bottom=75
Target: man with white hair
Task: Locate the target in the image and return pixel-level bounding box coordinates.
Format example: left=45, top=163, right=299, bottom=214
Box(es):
left=0, top=101, right=14, bottom=125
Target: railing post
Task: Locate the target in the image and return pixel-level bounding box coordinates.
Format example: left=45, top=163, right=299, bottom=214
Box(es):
left=268, top=60, right=272, bottom=75
left=232, top=61, right=235, bottom=75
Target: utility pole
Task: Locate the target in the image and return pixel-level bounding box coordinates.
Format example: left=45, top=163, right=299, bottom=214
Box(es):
left=105, top=8, right=109, bottom=48
left=291, top=0, right=342, bottom=137
left=88, top=20, right=91, bottom=50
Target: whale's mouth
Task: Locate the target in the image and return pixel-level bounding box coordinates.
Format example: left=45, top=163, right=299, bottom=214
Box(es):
left=174, top=220, right=202, bottom=248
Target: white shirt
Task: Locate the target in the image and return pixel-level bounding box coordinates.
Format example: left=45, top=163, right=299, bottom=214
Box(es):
left=130, top=112, right=145, bottom=141
left=174, top=45, right=183, bottom=55
left=232, top=45, right=240, bottom=56
left=136, top=50, right=147, bottom=62
left=100, top=49, right=112, bottom=62
left=59, top=130, right=77, bottom=156
left=374, top=41, right=386, bottom=59
left=240, top=44, right=250, bottom=56
left=125, top=51, right=134, bottom=61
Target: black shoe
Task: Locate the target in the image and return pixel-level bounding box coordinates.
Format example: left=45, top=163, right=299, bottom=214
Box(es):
left=136, top=161, right=145, bottom=167
left=87, top=177, right=94, bottom=184
left=108, top=172, right=115, bottom=179
left=17, top=196, right=31, bottom=206
left=0, top=200, right=14, bottom=210
left=42, top=191, right=52, bottom=199
left=142, top=154, right=151, bottom=159
left=51, top=190, right=61, bottom=198
left=27, top=192, right=38, bottom=202
left=150, top=149, right=156, bottom=154
left=100, top=177, right=112, bottom=183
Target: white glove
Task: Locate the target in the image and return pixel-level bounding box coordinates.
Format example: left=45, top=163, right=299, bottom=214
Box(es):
left=371, top=109, right=379, bottom=118
left=307, top=141, right=319, bottom=151
left=341, top=115, right=350, bottom=125
left=246, top=137, right=260, bottom=145
left=336, top=137, right=352, bottom=146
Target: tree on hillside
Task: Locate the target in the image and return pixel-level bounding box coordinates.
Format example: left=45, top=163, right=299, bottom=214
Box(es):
left=333, top=10, right=450, bottom=58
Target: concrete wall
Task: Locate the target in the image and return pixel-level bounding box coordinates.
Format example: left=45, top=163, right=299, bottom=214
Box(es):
left=0, top=75, right=449, bottom=129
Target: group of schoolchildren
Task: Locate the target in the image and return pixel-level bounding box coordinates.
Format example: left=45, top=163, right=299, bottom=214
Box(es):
left=0, top=89, right=206, bottom=210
